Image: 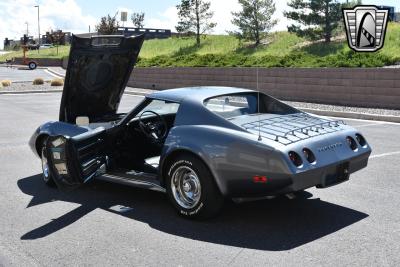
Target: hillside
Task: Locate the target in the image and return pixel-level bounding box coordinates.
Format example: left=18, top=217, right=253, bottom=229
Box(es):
left=1, top=23, right=399, bottom=67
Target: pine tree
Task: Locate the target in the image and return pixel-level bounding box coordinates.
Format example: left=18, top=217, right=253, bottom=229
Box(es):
left=285, top=0, right=342, bottom=43
left=231, top=0, right=277, bottom=46
left=176, top=0, right=216, bottom=46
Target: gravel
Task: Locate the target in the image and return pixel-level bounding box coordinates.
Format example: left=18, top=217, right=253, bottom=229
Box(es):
left=383, top=64, right=400, bottom=68
left=0, top=81, right=62, bottom=92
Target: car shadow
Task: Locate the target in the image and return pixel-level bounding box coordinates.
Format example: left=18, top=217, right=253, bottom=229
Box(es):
left=18, top=174, right=368, bottom=251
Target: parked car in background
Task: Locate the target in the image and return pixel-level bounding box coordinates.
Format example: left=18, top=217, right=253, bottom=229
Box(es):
left=40, top=44, right=54, bottom=49
left=27, top=44, right=40, bottom=50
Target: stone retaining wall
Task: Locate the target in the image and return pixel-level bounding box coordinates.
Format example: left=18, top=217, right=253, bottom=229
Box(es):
left=128, top=67, right=400, bottom=109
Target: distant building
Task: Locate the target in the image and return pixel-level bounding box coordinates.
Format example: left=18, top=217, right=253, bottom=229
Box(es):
left=378, top=5, right=396, bottom=21
left=3, top=37, right=21, bottom=50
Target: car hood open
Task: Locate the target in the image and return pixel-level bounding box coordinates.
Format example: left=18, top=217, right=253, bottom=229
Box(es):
left=59, top=34, right=145, bottom=123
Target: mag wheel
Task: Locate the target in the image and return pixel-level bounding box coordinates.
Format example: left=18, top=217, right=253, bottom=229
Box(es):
left=41, top=140, right=56, bottom=187
left=166, top=155, right=224, bottom=219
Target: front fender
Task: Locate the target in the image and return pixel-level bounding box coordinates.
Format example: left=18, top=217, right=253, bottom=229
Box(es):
left=29, top=121, right=89, bottom=157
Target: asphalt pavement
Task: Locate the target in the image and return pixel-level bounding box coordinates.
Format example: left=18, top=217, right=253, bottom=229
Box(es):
left=0, top=93, right=400, bottom=266
left=0, top=67, right=56, bottom=82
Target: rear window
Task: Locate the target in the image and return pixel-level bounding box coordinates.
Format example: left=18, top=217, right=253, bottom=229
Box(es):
left=204, top=93, right=297, bottom=119
left=204, top=94, right=258, bottom=119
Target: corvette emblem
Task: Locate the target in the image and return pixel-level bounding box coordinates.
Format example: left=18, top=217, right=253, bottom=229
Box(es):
left=318, top=142, right=343, bottom=153
left=343, top=5, right=389, bottom=52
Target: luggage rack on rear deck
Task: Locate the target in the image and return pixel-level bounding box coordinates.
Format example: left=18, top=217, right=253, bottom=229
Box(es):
left=242, top=113, right=346, bottom=145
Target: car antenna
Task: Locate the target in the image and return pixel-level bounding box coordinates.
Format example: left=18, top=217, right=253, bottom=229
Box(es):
left=257, top=67, right=262, bottom=141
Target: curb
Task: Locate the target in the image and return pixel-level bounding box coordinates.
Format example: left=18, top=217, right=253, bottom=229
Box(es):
left=0, top=89, right=63, bottom=95
left=300, top=108, right=400, bottom=123
left=125, top=90, right=151, bottom=97
left=0, top=89, right=399, bottom=123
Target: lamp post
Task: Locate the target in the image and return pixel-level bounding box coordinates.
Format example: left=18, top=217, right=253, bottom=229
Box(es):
left=34, top=5, right=40, bottom=53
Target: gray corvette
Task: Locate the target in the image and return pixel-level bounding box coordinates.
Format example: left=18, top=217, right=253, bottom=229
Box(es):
left=29, top=35, right=371, bottom=219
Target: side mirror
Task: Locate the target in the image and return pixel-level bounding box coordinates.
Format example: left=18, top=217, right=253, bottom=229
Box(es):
left=76, top=116, right=89, bottom=126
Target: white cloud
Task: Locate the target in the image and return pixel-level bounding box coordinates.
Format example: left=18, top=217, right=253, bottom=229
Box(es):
left=144, top=0, right=290, bottom=34
left=0, top=0, right=96, bottom=49
left=273, top=0, right=290, bottom=31
left=146, top=6, right=179, bottom=30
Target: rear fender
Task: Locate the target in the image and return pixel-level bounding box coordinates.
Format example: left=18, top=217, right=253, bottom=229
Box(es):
left=160, top=125, right=291, bottom=196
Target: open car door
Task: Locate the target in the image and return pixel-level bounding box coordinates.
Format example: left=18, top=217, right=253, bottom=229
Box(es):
left=46, top=128, right=107, bottom=191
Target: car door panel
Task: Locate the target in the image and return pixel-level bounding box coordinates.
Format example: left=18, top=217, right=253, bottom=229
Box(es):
left=46, top=127, right=107, bottom=190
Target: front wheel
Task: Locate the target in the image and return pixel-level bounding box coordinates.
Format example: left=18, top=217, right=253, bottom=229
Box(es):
left=166, top=155, right=224, bottom=219
left=41, top=140, right=56, bottom=187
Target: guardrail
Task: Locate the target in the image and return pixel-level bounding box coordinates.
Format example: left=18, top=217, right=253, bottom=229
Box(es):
left=118, top=28, right=171, bottom=39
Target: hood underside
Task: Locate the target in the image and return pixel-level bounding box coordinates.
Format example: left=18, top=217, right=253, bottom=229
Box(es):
left=59, top=34, right=145, bottom=123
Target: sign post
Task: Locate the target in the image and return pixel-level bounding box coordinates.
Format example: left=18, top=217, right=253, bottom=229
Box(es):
left=121, top=11, right=127, bottom=28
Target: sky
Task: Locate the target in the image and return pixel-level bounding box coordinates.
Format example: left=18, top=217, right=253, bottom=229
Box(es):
left=1, top=0, right=399, bottom=49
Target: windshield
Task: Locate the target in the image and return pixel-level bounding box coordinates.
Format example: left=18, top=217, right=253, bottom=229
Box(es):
left=127, top=99, right=180, bottom=123
left=135, top=100, right=180, bottom=117
left=204, top=93, right=297, bottom=119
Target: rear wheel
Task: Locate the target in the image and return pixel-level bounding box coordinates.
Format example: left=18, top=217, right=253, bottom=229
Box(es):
left=40, top=139, right=56, bottom=187
left=166, top=154, right=224, bottom=219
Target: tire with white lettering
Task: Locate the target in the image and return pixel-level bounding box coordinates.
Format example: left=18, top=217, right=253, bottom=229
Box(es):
left=166, top=155, right=224, bottom=219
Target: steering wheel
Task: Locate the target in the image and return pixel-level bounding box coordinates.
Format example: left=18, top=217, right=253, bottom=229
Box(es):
left=138, top=110, right=168, bottom=143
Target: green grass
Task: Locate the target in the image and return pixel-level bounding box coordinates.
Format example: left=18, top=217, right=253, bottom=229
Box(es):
left=2, top=23, right=399, bottom=67
left=380, top=22, right=400, bottom=59
left=140, top=35, right=240, bottom=58
left=0, top=45, right=70, bottom=61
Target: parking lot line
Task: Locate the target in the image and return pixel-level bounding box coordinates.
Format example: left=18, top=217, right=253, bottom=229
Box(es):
left=370, top=151, right=400, bottom=159
left=124, top=94, right=146, bottom=98
left=354, top=122, right=389, bottom=128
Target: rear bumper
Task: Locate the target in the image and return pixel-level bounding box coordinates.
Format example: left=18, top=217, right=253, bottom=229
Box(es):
left=222, top=151, right=370, bottom=198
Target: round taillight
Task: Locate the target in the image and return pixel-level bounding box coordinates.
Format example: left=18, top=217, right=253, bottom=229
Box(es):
left=346, top=136, right=358, bottom=151
left=355, top=134, right=367, bottom=147
left=303, top=148, right=316, bottom=163
left=289, top=151, right=303, bottom=167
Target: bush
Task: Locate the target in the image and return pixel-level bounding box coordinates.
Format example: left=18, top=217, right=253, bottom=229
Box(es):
left=33, top=78, right=44, bottom=85
left=137, top=50, right=396, bottom=68
left=50, top=78, right=64, bottom=86
left=1, top=80, right=12, bottom=87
